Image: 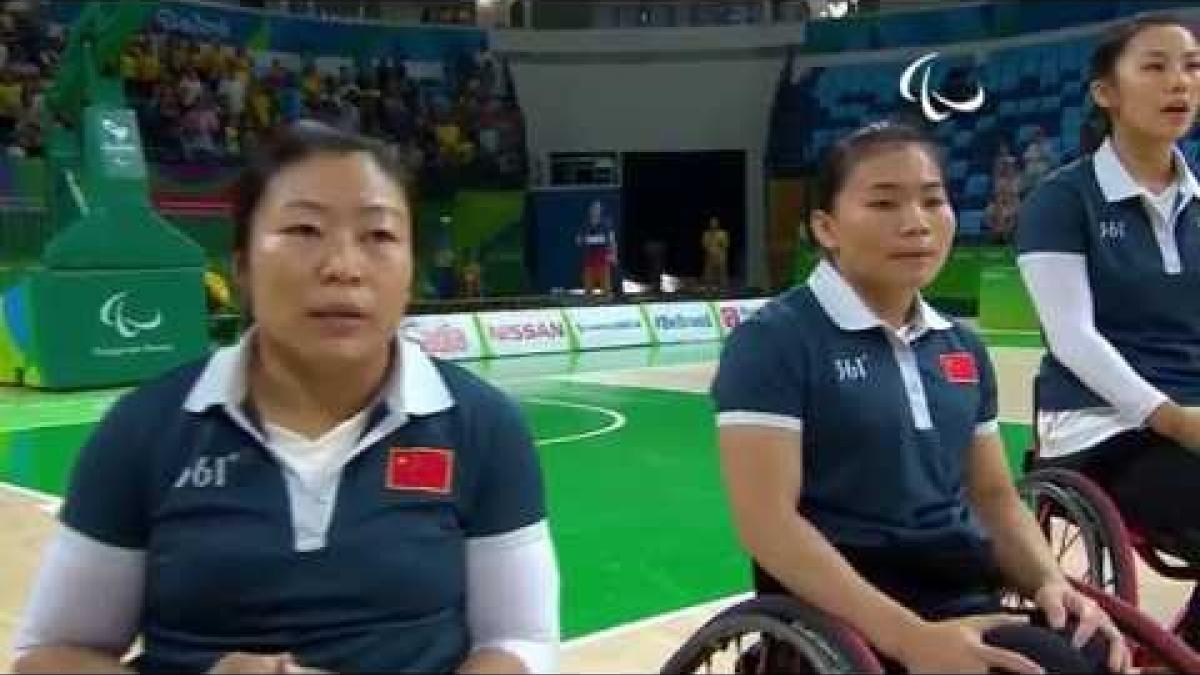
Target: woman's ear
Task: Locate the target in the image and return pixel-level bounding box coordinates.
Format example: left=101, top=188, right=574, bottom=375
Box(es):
left=1090, top=78, right=1115, bottom=118
left=810, top=210, right=839, bottom=257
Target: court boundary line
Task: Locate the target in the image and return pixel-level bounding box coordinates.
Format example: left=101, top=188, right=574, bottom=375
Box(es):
left=0, top=481, right=62, bottom=514
left=562, top=592, right=752, bottom=652
left=521, top=397, right=627, bottom=447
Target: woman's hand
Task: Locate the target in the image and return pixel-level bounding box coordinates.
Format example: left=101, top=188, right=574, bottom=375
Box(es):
left=208, top=653, right=328, bottom=674
left=1035, top=581, right=1131, bottom=673
left=896, top=615, right=1045, bottom=674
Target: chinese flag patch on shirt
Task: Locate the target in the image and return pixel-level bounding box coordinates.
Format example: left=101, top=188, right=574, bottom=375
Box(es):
left=386, top=448, right=454, bottom=494
left=940, top=352, right=979, bottom=384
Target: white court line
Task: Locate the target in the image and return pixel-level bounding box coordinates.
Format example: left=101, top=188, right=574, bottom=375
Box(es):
left=0, top=481, right=62, bottom=515
left=563, top=592, right=751, bottom=652
left=522, top=397, right=627, bottom=447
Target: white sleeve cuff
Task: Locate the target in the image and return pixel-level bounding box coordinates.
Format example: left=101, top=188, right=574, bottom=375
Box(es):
left=470, top=639, right=558, bottom=675
left=716, top=411, right=804, bottom=432
left=975, top=418, right=1000, bottom=436
left=466, top=520, right=560, bottom=674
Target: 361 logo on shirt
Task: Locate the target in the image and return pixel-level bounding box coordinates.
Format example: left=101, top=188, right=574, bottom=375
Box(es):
left=834, top=355, right=869, bottom=382
left=1099, top=219, right=1126, bottom=240
left=174, top=452, right=240, bottom=489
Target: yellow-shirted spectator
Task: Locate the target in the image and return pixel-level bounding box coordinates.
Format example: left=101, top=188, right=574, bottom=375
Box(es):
left=196, top=40, right=220, bottom=80
left=120, top=46, right=139, bottom=82
left=0, top=71, right=24, bottom=124
left=435, top=121, right=475, bottom=165
left=204, top=268, right=233, bottom=313
left=138, top=49, right=161, bottom=88
left=217, top=44, right=236, bottom=78
left=301, top=66, right=322, bottom=105
left=232, top=49, right=253, bottom=83
left=247, top=83, right=274, bottom=131
left=435, top=122, right=462, bottom=151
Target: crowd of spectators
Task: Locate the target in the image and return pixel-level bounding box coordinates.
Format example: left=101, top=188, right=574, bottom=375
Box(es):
left=0, top=5, right=65, bottom=159
left=17, top=3, right=527, bottom=194
left=116, top=28, right=526, bottom=190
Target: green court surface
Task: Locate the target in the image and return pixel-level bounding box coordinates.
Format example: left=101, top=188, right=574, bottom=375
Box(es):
left=0, top=340, right=1038, bottom=640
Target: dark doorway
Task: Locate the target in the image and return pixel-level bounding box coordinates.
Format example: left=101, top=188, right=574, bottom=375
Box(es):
left=620, top=151, right=745, bottom=288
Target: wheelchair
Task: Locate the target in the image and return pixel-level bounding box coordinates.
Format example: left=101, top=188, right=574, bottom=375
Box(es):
left=1021, top=455, right=1200, bottom=668
left=661, top=584, right=1200, bottom=673
left=662, top=456, right=1200, bottom=672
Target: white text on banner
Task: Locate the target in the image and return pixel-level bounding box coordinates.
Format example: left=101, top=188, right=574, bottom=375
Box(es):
left=404, top=313, right=484, bottom=360
left=646, top=301, right=720, bottom=344
left=565, top=305, right=651, bottom=350
left=478, top=308, right=572, bottom=357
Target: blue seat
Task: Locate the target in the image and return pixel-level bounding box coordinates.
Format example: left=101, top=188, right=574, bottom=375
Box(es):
left=966, top=173, right=991, bottom=200
left=1017, top=124, right=1040, bottom=146
left=959, top=209, right=985, bottom=234
left=948, top=159, right=969, bottom=182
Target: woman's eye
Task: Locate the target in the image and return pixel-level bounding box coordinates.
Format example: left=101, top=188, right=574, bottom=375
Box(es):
left=282, top=224, right=321, bottom=237
left=867, top=201, right=897, bottom=209
left=367, top=229, right=399, bottom=243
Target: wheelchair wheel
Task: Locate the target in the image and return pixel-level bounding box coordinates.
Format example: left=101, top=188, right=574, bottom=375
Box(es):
left=659, top=595, right=883, bottom=674
left=1019, top=467, right=1138, bottom=605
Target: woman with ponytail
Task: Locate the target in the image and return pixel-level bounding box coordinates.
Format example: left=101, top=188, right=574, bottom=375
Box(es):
left=1016, top=14, right=1200, bottom=644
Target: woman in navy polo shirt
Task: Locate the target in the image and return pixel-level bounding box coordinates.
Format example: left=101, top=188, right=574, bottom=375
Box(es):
left=12, top=123, right=559, bottom=674
left=1016, top=15, right=1200, bottom=642
left=713, top=122, right=1127, bottom=673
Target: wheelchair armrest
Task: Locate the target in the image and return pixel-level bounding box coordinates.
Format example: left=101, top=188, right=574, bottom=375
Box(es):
left=1070, top=580, right=1200, bottom=672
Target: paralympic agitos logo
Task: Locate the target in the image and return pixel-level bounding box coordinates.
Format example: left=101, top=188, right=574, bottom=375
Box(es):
left=899, top=52, right=986, bottom=123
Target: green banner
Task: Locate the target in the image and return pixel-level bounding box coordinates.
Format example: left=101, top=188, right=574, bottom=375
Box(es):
left=20, top=267, right=207, bottom=389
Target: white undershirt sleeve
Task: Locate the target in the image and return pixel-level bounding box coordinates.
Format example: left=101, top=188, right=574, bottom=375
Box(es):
left=18, top=522, right=561, bottom=672
left=1017, top=252, right=1168, bottom=425
left=12, top=525, right=144, bottom=661
left=465, top=520, right=560, bottom=674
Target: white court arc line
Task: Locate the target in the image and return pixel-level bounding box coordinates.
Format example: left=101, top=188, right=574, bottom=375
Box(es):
left=521, top=397, right=627, bottom=447
left=562, top=592, right=751, bottom=652
left=0, top=481, right=62, bottom=515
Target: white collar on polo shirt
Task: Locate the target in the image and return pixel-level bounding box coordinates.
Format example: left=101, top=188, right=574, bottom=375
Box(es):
left=183, top=327, right=455, bottom=418
left=1094, top=136, right=1200, bottom=210
left=807, top=258, right=954, bottom=339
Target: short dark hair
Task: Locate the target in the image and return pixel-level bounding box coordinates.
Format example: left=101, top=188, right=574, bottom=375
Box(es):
left=813, top=120, right=943, bottom=214
left=230, top=120, right=412, bottom=255
left=1083, top=13, right=1196, bottom=153
left=807, top=121, right=944, bottom=253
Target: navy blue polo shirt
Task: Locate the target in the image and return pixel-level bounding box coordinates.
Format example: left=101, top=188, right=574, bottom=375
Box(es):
left=59, top=336, right=546, bottom=673
left=711, top=260, right=998, bottom=550
left=1016, top=138, right=1200, bottom=413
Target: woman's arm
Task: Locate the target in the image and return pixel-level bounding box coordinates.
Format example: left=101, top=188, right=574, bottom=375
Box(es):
left=11, top=526, right=143, bottom=674
left=967, top=430, right=1130, bottom=671
left=461, top=521, right=559, bottom=674
left=965, top=431, right=1064, bottom=596
left=1018, top=253, right=1200, bottom=444
left=1018, top=253, right=1167, bottom=425
left=720, top=425, right=1041, bottom=673
left=720, top=424, right=925, bottom=661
